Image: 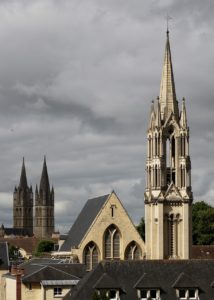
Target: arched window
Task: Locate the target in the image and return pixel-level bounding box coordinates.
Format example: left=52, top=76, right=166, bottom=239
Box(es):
left=83, top=242, right=99, bottom=271
left=125, top=241, right=142, bottom=260
left=104, top=225, right=120, bottom=259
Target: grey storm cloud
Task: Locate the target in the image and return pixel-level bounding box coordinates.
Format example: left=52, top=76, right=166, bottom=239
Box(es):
left=0, top=0, right=214, bottom=232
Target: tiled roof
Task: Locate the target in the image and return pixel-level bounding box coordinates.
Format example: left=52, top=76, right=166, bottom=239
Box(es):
left=172, top=272, right=199, bottom=288
left=20, top=258, right=86, bottom=280
left=60, top=194, right=109, bottom=251
left=65, top=260, right=214, bottom=300
left=22, top=265, right=79, bottom=283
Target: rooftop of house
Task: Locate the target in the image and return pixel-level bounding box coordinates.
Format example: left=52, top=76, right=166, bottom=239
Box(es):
left=19, top=258, right=87, bottom=282
left=64, top=260, right=214, bottom=300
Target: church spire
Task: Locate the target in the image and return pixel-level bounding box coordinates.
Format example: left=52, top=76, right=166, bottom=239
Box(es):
left=159, top=31, right=179, bottom=121
left=19, top=157, right=28, bottom=189
left=39, top=156, right=50, bottom=194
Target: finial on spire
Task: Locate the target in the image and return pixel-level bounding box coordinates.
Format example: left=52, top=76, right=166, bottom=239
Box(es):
left=166, top=14, right=172, bottom=35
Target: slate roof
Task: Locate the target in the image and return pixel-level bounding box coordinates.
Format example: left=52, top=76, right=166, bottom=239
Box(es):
left=60, top=194, right=110, bottom=251
left=19, top=258, right=86, bottom=280
left=93, top=273, right=123, bottom=290
left=1, top=228, right=30, bottom=237
left=172, top=272, right=200, bottom=288
left=22, top=265, right=80, bottom=283
left=0, top=242, right=9, bottom=270
left=64, top=260, right=214, bottom=300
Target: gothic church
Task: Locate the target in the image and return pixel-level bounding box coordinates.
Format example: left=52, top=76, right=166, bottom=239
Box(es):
left=13, top=157, right=54, bottom=238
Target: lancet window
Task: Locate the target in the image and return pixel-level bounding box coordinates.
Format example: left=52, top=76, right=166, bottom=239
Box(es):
left=104, top=225, right=120, bottom=259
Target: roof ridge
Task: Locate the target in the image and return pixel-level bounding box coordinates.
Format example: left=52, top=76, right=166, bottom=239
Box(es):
left=22, top=265, right=46, bottom=280
left=48, top=265, right=80, bottom=279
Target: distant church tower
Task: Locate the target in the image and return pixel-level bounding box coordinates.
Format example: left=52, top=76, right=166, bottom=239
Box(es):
left=144, top=31, right=193, bottom=259
left=13, top=158, right=33, bottom=235
left=34, top=157, right=54, bottom=238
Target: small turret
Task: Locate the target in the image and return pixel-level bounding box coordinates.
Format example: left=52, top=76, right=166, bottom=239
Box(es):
left=155, top=97, right=161, bottom=128
left=149, top=100, right=156, bottom=129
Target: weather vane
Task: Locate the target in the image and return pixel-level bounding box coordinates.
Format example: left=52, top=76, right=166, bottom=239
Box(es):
left=166, top=14, right=173, bottom=33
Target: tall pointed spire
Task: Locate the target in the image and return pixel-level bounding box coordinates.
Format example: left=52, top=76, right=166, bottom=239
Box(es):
left=159, top=31, right=179, bottom=121
left=19, top=157, right=28, bottom=189
left=39, top=156, right=50, bottom=193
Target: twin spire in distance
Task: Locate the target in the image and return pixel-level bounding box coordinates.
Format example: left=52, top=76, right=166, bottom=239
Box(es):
left=14, top=156, right=54, bottom=238
left=18, top=156, right=53, bottom=194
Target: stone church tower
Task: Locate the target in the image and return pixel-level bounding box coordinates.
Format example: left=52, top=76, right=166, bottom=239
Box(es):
left=13, top=158, right=33, bottom=235
left=34, top=157, right=54, bottom=238
left=144, top=31, right=193, bottom=259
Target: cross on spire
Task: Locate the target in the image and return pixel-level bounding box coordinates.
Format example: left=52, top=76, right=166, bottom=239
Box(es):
left=166, top=14, right=172, bottom=34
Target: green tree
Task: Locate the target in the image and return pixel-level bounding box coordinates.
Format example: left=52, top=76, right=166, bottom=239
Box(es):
left=35, top=240, right=54, bottom=256
left=136, top=217, right=145, bottom=241
left=192, top=201, right=214, bottom=245
left=8, top=245, right=19, bottom=260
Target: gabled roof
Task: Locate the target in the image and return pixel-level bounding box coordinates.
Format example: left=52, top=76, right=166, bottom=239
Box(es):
left=60, top=194, right=110, bottom=251
left=134, top=272, right=162, bottom=289
left=93, top=273, right=123, bottom=290
left=20, top=258, right=86, bottom=279
left=0, top=242, right=9, bottom=270
left=22, top=265, right=79, bottom=283
left=172, top=272, right=199, bottom=288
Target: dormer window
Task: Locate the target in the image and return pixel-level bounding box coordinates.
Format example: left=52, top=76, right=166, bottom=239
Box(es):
left=139, top=289, right=160, bottom=300
left=177, top=288, right=199, bottom=299
left=95, top=289, right=120, bottom=300
left=108, top=289, right=120, bottom=300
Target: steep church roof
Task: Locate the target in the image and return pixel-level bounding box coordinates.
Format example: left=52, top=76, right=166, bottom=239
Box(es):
left=60, top=194, right=110, bottom=251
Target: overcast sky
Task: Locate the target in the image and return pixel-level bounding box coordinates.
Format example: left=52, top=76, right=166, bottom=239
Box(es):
left=0, top=0, right=213, bottom=233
